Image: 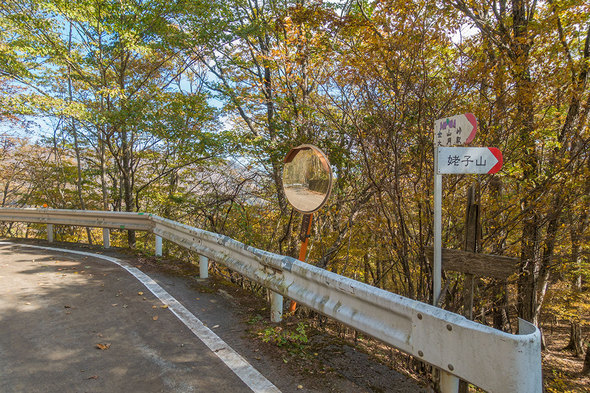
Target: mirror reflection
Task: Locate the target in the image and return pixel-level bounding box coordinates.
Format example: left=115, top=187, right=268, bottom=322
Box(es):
left=283, top=146, right=332, bottom=213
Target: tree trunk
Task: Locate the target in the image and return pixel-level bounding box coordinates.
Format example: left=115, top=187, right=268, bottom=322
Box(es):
left=489, top=176, right=510, bottom=332
left=510, top=0, right=542, bottom=326
left=570, top=174, right=589, bottom=291
left=120, top=126, right=136, bottom=247
left=99, top=129, right=109, bottom=211
left=492, top=281, right=510, bottom=332
left=565, top=320, right=584, bottom=356
left=67, top=23, right=92, bottom=244
left=518, top=210, right=541, bottom=325
left=583, top=343, right=590, bottom=375
left=363, top=253, right=370, bottom=284
left=533, top=205, right=560, bottom=320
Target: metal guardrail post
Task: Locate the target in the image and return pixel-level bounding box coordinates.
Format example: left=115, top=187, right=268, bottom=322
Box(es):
left=155, top=235, right=163, bottom=257
left=103, top=228, right=110, bottom=248
left=441, top=370, right=460, bottom=393
left=47, top=224, right=54, bottom=243
left=270, top=291, right=283, bottom=323
left=199, top=255, right=209, bottom=279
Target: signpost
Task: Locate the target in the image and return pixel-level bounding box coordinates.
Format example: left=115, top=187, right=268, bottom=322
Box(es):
left=433, top=113, right=479, bottom=307
left=432, top=113, right=503, bottom=393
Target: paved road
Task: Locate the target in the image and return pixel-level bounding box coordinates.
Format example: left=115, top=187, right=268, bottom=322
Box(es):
left=0, top=242, right=275, bottom=393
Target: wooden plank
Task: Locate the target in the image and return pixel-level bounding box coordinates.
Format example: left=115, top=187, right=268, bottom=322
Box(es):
left=426, top=247, right=519, bottom=279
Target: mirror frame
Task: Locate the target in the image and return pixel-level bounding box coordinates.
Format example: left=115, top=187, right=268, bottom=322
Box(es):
left=282, top=144, right=333, bottom=214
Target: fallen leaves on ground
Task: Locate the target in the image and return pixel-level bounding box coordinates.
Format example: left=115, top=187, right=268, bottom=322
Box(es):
left=96, top=343, right=111, bottom=350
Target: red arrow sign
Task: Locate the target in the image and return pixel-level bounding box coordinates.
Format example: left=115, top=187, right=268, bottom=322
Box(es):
left=487, top=147, right=503, bottom=174
left=437, top=147, right=503, bottom=174
left=434, top=113, right=478, bottom=146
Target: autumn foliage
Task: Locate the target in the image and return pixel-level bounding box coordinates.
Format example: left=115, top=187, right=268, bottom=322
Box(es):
left=0, top=0, right=588, bottom=389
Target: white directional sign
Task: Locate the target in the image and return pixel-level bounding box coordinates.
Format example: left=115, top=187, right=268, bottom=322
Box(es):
left=437, top=147, right=503, bottom=174
left=434, top=113, right=477, bottom=146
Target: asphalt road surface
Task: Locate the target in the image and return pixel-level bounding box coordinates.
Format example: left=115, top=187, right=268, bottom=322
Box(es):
left=0, top=242, right=278, bottom=393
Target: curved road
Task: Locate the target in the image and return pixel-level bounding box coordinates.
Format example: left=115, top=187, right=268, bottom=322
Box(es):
left=0, top=242, right=277, bottom=393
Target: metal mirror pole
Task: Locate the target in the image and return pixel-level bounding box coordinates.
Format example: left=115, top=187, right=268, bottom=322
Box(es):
left=289, top=213, right=313, bottom=313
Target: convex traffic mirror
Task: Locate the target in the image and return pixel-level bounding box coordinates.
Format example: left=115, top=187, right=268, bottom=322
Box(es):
left=282, top=144, right=333, bottom=214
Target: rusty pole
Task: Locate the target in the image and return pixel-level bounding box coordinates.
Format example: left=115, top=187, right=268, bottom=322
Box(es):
left=288, top=214, right=313, bottom=313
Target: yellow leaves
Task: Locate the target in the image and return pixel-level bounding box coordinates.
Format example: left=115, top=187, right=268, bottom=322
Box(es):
left=150, top=304, right=168, bottom=320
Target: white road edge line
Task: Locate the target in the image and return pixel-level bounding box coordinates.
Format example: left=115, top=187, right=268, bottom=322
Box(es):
left=0, top=242, right=282, bottom=393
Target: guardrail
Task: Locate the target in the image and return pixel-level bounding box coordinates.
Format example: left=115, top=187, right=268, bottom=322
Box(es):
left=0, top=208, right=542, bottom=393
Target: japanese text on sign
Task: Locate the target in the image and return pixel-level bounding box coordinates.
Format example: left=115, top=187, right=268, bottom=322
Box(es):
left=437, top=147, right=503, bottom=174
left=433, top=113, right=478, bottom=146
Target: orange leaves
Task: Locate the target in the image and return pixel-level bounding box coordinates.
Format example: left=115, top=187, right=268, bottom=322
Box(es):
left=96, top=343, right=111, bottom=350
